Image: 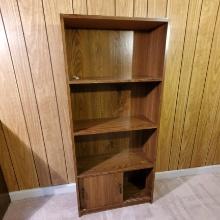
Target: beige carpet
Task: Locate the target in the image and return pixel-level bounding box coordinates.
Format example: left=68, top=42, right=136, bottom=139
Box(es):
left=3, top=173, right=220, bottom=220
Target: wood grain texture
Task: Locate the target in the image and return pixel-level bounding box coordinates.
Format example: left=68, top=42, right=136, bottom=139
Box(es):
left=134, top=0, right=148, bottom=17
left=2, top=0, right=220, bottom=192
left=169, top=0, right=203, bottom=170
left=62, top=15, right=167, bottom=30
left=42, top=0, right=75, bottom=182
left=0, top=122, right=18, bottom=192
left=156, top=0, right=189, bottom=171
left=63, top=15, right=167, bottom=215
left=73, top=116, right=157, bottom=136
left=75, top=132, right=132, bottom=159
left=0, top=0, right=51, bottom=187
left=178, top=0, right=220, bottom=169
left=132, top=26, right=167, bottom=78
left=66, top=29, right=133, bottom=80
left=211, top=101, right=220, bottom=164
left=75, top=130, right=154, bottom=158
left=17, top=0, right=68, bottom=184
left=72, top=0, right=87, bottom=14
left=77, top=149, right=153, bottom=178
left=87, top=0, right=115, bottom=15
left=79, top=174, right=123, bottom=210
left=116, top=0, right=133, bottom=17
left=207, top=90, right=220, bottom=164
left=148, top=0, right=167, bottom=17
left=0, top=12, right=39, bottom=189
left=71, top=84, right=130, bottom=121
left=69, top=76, right=162, bottom=84
left=196, top=10, right=220, bottom=166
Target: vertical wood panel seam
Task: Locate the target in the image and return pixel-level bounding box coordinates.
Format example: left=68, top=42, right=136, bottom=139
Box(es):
left=190, top=1, right=220, bottom=166
left=176, top=0, right=211, bottom=169
left=0, top=119, right=19, bottom=190
left=133, top=0, right=135, bottom=17
left=203, top=2, right=220, bottom=165
left=205, top=44, right=220, bottom=164
left=165, top=0, right=168, bottom=17
left=207, top=94, right=220, bottom=164
left=0, top=9, right=40, bottom=186
left=146, top=0, right=148, bottom=17
left=86, top=0, right=88, bottom=15
left=146, top=0, right=149, bottom=17
left=167, top=0, right=191, bottom=170
left=71, top=0, right=74, bottom=13
left=15, top=0, right=52, bottom=185
left=130, top=1, right=134, bottom=17
left=40, top=0, right=68, bottom=182
left=205, top=97, right=220, bottom=164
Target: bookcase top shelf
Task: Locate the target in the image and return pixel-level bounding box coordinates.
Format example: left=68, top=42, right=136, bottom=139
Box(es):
left=61, top=14, right=168, bottom=31
left=69, top=76, right=162, bottom=85
left=77, top=148, right=154, bottom=178
left=73, top=116, right=157, bottom=136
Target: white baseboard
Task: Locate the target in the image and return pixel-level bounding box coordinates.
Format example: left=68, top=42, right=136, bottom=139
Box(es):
left=155, top=164, right=220, bottom=180
left=10, top=165, right=220, bottom=201
left=9, top=183, right=76, bottom=201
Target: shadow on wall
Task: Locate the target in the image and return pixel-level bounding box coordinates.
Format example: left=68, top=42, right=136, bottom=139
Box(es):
left=0, top=121, right=74, bottom=219
left=1, top=121, right=68, bottom=188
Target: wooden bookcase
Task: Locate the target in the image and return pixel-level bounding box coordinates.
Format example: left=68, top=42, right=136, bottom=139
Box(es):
left=60, top=14, right=168, bottom=216
left=0, top=167, right=10, bottom=219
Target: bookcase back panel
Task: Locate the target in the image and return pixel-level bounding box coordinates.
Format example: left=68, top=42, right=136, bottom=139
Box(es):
left=64, top=26, right=167, bottom=81
left=71, top=83, right=161, bottom=122
left=65, top=29, right=133, bottom=80
left=75, top=130, right=155, bottom=158
left=75, top=132, right=131, bottom=158
left=71, top=84, right=131, bottom=120
left=75, top=131, right=144, bottom=158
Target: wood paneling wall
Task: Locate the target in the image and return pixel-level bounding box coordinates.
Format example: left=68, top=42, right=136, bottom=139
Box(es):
left=0, top=0, right=220, bottom=191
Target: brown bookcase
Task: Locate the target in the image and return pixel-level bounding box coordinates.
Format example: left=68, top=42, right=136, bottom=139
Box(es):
left=0, top=167, right=10, bottom=219
left=60, top=14, right=168, bottom=216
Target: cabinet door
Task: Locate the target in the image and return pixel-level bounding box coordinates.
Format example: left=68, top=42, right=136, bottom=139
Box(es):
left=79, top=173, right=123, bottom=210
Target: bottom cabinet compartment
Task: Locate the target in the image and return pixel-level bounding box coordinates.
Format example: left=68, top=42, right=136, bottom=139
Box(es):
left=79, top=173, right=123, bottom=210
left=123, top=168, right=154, bottom=202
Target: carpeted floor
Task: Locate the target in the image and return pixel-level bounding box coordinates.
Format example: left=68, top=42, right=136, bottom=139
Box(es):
left=3, top=173, right=220, bottom=220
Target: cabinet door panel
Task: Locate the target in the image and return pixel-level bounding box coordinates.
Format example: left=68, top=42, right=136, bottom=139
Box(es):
left=79, top=173, right=123, bottom=210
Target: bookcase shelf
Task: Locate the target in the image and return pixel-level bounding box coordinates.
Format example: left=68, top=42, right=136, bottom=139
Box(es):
left=73, top=116, right=157, bottom=136
left=61, top=14, right=168, bottom=216
left=69, top=76, right=162, bottom=85
left=77, top=149, right=154, bottom=178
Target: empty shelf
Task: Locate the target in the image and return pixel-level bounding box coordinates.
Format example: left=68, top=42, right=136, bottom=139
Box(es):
left=69, top=76, right=162, bottom=84
left=77, top=149, right=154, bottom=178
left=73, top=116, right=157, bottom=136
